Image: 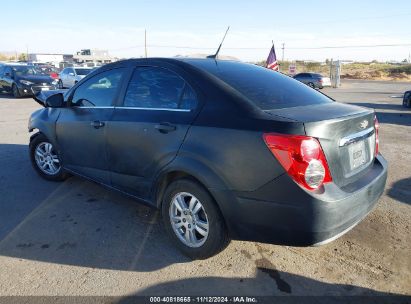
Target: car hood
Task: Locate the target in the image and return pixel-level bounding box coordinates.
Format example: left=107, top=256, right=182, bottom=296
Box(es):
left=17, top=75, right=54, bottom=84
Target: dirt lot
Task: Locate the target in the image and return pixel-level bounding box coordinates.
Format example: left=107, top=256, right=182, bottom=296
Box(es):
left=0, top=80, right=410, bottom=298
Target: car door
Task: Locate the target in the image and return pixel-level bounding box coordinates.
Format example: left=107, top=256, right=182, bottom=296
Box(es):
left=67, top=68, right=76, bottom=87
left=0, top=66, right=4, bottom=91
left=106, top=65, right=199, bottom=201
left=3, top=67, right=13, bottom=92
left=59, top=68, right=67, bottom=87
left=55, top=67, right=127, bottom=184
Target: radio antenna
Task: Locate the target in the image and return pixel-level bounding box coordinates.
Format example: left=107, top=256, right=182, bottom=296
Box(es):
left=207, top=26, right=230, bottom=59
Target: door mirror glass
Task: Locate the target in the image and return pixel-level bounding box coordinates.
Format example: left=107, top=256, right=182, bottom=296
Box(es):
left=45, top=93, right=65, bottom=107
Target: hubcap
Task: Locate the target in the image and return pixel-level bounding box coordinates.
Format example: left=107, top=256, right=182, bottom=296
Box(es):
left=169, top=192, right=209, bottom=248
left=34, top=142, right=61, bottom=175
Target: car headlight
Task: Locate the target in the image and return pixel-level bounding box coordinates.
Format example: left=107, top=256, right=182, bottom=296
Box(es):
left=20, top=80, right=34, bottom=86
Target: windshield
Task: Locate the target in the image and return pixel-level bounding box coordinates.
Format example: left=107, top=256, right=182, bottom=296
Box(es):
left=12, top=66, right=47, bottom=76
left=75, top=68, right=92, bottom=75
left=191, top=60, right=333, bottom=110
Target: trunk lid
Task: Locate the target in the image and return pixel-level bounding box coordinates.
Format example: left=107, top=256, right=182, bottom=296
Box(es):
left=265, top=102, right=376, bottom=187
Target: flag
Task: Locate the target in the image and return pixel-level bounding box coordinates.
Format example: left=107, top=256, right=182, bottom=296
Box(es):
left=266, top=45, right=279, bottom=71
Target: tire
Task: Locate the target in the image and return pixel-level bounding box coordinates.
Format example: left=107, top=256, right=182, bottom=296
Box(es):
left=403, top=92, right=411, bottom=108
left=58, top=80, right=63, bottom=89
left=12, top=84, right=21, bottom=98
left=161, top=179, right=230, bottom=259
left=29, top=133, right=69, bottom=181
left=308, top=82, right=315, bottom=89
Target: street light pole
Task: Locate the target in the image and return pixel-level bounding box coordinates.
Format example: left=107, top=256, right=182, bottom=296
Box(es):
left=144, top=29, right=147, bottom=58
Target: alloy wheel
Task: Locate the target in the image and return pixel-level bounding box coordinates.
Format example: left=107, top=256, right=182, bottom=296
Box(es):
left=34, top=142, right=61, bottom=175
left=169, top=192, right=209, bottom=248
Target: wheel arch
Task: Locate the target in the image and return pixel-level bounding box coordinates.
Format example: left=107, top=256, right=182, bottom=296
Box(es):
left=152, top=156, right=230, bottom=212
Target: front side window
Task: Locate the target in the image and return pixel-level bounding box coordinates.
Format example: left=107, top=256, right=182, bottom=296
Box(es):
left=71, top=68, right=125, bottom=107
left=123, top=66, right=197, bottom=110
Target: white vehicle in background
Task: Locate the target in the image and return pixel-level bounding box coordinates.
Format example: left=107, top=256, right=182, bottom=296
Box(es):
left=58, top=67, right=94, bottom=88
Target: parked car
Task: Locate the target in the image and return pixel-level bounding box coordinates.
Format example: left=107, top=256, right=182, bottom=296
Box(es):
left=0, top=63, right=58, bottom=97
left=402, top=90, right=411, bottom=108
left=293, top=72, right=331, bottom=89
left=36, top=65, right=60, bottom=80
left=58, top=67, right=94, bottom=88
left=29, top=58, right=387, bottom=259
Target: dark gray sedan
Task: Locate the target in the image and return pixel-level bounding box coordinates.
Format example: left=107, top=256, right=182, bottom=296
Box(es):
left=28, top=58, right=387, bottom=259
left=293, top=72, right=331, bottom=89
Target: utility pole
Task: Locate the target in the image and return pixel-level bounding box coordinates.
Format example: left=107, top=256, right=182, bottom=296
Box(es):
left=144, top=29, right=147, bottom=58
left=281, top=43, right=285, bottom=62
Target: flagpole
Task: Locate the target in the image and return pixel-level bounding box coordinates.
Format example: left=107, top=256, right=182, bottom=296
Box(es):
left=272, top=40, right=279, bottom=72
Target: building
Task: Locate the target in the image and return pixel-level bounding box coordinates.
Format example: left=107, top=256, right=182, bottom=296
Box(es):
left=28, top=53, right=73, bottom=67
left=73, top=49, right=117, bottom=67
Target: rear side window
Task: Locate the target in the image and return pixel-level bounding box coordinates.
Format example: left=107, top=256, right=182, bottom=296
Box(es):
left=197, top=61, right=332, bottom=110
left=75, top=68, right=91, bottom=75
left=123, top=66, right=197, bottom=110
left=71, top=68, right=125, bottom=107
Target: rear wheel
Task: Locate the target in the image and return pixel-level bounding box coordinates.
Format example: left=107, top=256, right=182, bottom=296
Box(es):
left=162, top=179, right=230, bottom=259
left=12, top=84, right=21, bottom=98
left=403, top=93, right=411, bottom=108
left=29, top=133, right=68, bottom=181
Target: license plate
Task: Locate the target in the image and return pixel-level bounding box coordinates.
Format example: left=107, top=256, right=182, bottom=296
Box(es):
left=349, top=140, right=366, bottom=170
left=41, top=87, right=49, bottom=91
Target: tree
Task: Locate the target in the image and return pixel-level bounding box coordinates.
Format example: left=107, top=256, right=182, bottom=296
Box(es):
left=18, top=53, right=27, bottom=61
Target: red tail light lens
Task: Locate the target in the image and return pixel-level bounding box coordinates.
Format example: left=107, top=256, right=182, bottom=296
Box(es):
left=263, top=133, right=332, bottom=190
left=50, top=73, right=58, bottom=79
left=374, top=115, right=379, bottom=156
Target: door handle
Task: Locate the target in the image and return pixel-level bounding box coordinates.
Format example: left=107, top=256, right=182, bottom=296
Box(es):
left=90, top=121, right=105, bottom=129
left=155, top=122, right=176, bottom=133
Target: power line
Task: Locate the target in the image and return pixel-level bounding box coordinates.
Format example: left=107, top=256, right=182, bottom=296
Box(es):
left=110, top=43, right=411, bottom=52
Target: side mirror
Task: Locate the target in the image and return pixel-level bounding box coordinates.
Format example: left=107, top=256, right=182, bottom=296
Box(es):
left=45, top=93, right=65, bottom=108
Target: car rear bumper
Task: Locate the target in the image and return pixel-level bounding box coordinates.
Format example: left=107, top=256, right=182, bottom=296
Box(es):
left=211, top=154, right=387, bottom=246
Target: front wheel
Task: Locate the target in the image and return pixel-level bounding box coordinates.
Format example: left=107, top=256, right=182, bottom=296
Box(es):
left=29, top=133, right=69, bottom=181
left=403, top=92, right=411, bottom=108
left=162, top=179, right=230, bottom=259
left=12, top=84, right=21, bottom=98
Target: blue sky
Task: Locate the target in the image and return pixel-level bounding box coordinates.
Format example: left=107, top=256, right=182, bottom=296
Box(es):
left=1, top=0, right=411, bottom=62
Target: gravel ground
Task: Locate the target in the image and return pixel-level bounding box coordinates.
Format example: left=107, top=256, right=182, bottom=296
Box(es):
left=0, top=79, right=410, bottom=298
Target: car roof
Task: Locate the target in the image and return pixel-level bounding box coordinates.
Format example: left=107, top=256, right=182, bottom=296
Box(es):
left=98, top=57, right=252, bottom=75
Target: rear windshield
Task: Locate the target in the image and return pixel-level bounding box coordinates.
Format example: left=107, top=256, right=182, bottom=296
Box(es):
left=75, top=68, right=92, bottom=75
left=192, top=61, right=333, bottom=110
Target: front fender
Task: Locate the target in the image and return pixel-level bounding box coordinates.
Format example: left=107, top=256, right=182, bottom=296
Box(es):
left=28, top=108, right=61, bottom=147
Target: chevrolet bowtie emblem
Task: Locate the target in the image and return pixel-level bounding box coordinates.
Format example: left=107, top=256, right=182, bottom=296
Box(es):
left=359, top=120, right=369, bottom=129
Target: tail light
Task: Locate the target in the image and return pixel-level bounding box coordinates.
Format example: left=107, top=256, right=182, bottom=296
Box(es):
left=319, top=78, right=323, bottom=83
left=374, top=115, right=379, bottom=156
left=263, top=133, right=332, bottom=190
left=50, top=73, right=58, bottom=79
